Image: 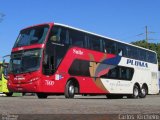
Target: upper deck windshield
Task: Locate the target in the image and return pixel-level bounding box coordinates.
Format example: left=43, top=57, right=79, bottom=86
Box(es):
left=14, top=25, right=49, bottom=48
left=9, top=49, right=42, bottom=74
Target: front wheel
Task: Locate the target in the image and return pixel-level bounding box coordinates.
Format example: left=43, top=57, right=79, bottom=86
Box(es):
left=65, top=81, right=75, bottom=99
left=5, top=92, right=13, bottom=97
left=37, top=93, right=48, bottom=99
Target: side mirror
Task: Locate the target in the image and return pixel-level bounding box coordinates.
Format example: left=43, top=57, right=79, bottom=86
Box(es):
left=2, top=55, right=10, bottom=70
left=2, top=60, right=7, bottom=68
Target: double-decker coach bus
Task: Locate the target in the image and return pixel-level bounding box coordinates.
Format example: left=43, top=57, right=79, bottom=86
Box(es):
left=7, top=23, right=159, bottom=99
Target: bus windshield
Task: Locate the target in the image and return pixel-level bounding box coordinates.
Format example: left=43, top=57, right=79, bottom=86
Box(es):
left=14, top=25, right=49, bottom=48
left=9, top=49, right=42, bottom=74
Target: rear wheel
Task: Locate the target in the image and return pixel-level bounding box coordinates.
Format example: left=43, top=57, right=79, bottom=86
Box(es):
left=65, top=80, right=75, bottom=98
left=37, top=93, right=48, bottom=99
left=139, top=85, right=147, bottom=98
left=132, top=85, right=140, bottom=98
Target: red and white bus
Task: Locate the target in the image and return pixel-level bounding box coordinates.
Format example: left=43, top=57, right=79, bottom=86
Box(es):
left=8, top=23, right=159, bottom=99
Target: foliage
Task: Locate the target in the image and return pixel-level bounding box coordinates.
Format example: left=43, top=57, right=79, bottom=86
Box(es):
left=131, top=40, right=160, bottom=70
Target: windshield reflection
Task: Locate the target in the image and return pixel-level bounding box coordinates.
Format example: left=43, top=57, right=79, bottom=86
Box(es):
left=14, top=25, right=49, bottom=48
left=9, top=49, right=42, bottom=74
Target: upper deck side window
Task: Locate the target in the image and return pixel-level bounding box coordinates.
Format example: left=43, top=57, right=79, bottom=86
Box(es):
left=48, top=25, right=69, bottom=45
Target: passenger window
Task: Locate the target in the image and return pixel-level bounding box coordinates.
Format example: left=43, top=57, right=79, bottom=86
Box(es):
left=104, top=40, right=116, bottom=54
left=68, top=59, right=90, bottom=76
left=88, top=36, right=102, bottom=51
left=101, top=65, right=134, bottom=81
left=138, top=49, right=146, bottom=61
left=69, top=29, right=85, bottom=48
left=147, top=52, right=157, bottom=64
left=107, top=67, right=119, bottom=79
left=49, top=26, right=68, bottom=45
left=117, top=43, right=127, bottom=57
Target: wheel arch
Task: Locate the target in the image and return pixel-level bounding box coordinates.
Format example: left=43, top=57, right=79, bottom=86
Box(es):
left=134, top=82, right=141, bottom=92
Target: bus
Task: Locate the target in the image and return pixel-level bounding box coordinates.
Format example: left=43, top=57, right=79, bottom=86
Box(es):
left=0, top=55, right=22, bottom=96
left=7, top=23, right=159, bottom=99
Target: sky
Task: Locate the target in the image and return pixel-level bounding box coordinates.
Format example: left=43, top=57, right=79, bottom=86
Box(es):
left=0, top=0, right=160, bottom=60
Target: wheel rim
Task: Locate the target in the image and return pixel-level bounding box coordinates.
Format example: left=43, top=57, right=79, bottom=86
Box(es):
left=141, top=88, right=146, bottom=95
left=69, top=85, right=74, bottom=95
left=134, top=87, right=139, bottom=97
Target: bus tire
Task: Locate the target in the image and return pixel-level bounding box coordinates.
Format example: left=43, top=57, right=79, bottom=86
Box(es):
left=65, top=80, right=75, bottom=99
left=139, top=85, right=148, bottom=98
left=37, top=93, right=48, bottom=99
left=132, top=84, right=140, bottom=98
left=5, top=92, right=13, bottom=97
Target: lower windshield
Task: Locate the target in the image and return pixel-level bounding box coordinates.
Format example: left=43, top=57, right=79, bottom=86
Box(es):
left=9, top=49, right=42, bottom=74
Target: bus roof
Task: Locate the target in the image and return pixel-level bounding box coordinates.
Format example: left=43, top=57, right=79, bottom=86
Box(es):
left=54, top=23, right=156, bottom=54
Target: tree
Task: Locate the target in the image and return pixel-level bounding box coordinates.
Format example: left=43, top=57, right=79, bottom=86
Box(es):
left=131, top=40, right=160, bottom=70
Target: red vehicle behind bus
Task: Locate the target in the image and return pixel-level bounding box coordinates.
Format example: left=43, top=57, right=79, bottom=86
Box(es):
left=8, top=23, right=159, bottom=99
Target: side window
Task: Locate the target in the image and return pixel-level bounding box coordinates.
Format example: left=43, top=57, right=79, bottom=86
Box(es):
left=69, top=29, right=85, bottom=48
left=147, top=51, right=157, bottom=64
left=119, top=67, right=134, bottom=80
left=117, top=43, right=127, bottom=57
left=49, top=26, right=68, bottom=45
left=107, top=66, right=119, bottom=79
left=127, top=46, right=138, bottom=59
left=68, top=59, right=90, bottom=76
left=138, top=49, right=146, bottom=61
left=104, top=40, right=116, bottom=54
left=88, top=36, right=102, bottom=52
left=101, top=66, right=134, bottom=80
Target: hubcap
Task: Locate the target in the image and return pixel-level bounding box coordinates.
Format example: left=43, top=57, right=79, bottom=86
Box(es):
left=69, top=85, right=74, bottom=94
left=134, top=87, right=139, bottom=97
left=141, top=88, right=146, bottom=95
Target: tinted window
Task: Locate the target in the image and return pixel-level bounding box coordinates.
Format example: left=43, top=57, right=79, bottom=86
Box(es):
left=14, top=25, right=49, bottom=47
left=107, top=66, right=119, bottom=79
left=117, top=43, right=127, bottom=57
left=88, top=36, right=102, bottom=52
left=104, top=39, right=116, bottom=54
left=69, top=59, right=134, bottom=81
left=138, top=49, right=147, bottom=61
left=49, top=26, right=69, bottom=45
left=69, top=29, right=85, bottom=48
left=127, top=46, right=138, bottom=59
left=147, top=51, right=157, bottom=64
left=69, top=59, right=90, bottom=76
left=101, top=66, right=134, bottom=80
